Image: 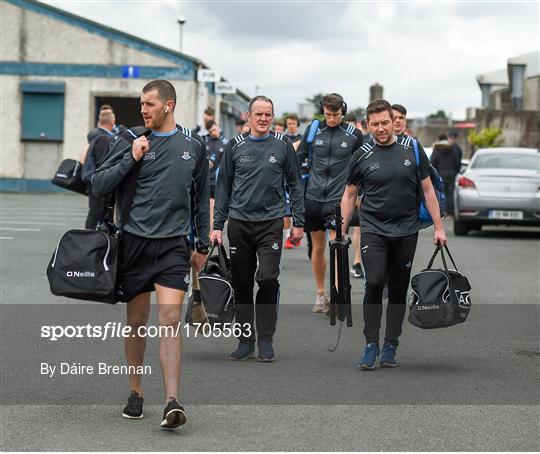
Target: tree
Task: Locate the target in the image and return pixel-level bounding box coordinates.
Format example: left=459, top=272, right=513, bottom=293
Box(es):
left=427, top=110, right=448, bottom=119
left=468, top=128, right=504, bottom=148
left=306, top=93, right=324, bottom=120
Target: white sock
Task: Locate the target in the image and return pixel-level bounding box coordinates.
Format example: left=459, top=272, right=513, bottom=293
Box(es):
left=284, top=228, right=290, bottom=238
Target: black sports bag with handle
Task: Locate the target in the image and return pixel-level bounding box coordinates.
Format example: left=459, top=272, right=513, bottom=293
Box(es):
left=198, top=242, right=235, bottom=327
left=51, top=159, right=88, bottom=195
left=46, top=127, right=149, bottom=304
left=408, top=245, right=471, bottom=329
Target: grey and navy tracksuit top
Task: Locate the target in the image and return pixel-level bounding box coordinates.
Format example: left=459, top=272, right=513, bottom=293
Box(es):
left=91, top=125, right=210, bottom=251
left=297, top=120, right=363, bottom=202
left=213, top=131, right=305, bottom=230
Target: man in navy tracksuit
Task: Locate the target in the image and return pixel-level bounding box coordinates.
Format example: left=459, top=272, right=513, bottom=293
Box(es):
left=211, top=96, right=304, bottom=362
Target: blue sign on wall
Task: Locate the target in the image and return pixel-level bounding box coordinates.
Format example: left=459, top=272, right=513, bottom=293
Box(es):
left=122, top=65, right=139, bottom=78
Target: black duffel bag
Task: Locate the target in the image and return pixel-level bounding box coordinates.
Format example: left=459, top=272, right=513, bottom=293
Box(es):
left=51, top=159, right=88, bottom=195
left=198, top=242, right=235, bottom=327
left=47, top=228, right=119, bottom=303
left=46, top=127, right=149, bottom=304
left=408, top=245, right=471, bottom=329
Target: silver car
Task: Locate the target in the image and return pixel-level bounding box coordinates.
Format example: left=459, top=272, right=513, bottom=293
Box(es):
left=453, top=147, right=540, bottom=235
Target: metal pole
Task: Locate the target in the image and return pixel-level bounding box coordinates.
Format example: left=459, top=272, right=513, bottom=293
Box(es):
left=177, top=18, right=186, bottom=52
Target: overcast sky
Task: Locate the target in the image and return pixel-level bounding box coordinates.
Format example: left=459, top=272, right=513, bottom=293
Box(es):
left=43, top=0, right=539, bottom=119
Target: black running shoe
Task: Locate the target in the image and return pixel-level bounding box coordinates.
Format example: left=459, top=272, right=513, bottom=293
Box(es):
left=351, top=263, right=365, bottom=279
left=160, top=397, right=186, bottom=430
left=122, top=390, right=143, bottom=419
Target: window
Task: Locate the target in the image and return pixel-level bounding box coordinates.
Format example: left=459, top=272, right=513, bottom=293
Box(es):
left=472, top=153, right=540, bottom=171
left=20, top=81, right=65, bottom=141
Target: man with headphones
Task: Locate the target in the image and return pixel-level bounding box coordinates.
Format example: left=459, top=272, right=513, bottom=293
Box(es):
left=297, top=93, right=363, bottom=313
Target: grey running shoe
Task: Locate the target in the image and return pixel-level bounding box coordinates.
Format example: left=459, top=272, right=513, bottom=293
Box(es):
left=229, top=341, right=255, bottom=360
left=257, top=339, right=275, bottom=362
left=312, top=291, right=330, bottom=313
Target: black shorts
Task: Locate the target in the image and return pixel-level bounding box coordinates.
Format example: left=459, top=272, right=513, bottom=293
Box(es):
left=118, top=232, right=191, bottom=302
left=210, top=185, right=216, bottom=199
left=304, top=199, right=339, bottom=232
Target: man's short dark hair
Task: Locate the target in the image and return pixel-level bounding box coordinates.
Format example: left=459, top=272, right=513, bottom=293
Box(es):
left=438, top=133, right=448, bottom=141
left=366, top=99, right=394, bottom=121
left=344, top=113, right=357, bottom=123
left=142, top=79, right=177, bottom=107
left=99, top=104, right=113, bottom=112
left=205, top=120, right=217, bottom=130
left=248, top=95, right=274, bottom=114
left=391, top=104, right=407, bottom=116
left=321, top=93, right=345, bottom=113
left=285, top=114, right=299, bottom=125
left=274, top=120, right=285, bottom=127
left=204, top=107, right=215, bottom=117
left=235, top=119, right=245, bottom=127
left=449, top=131, right=458, bottom=138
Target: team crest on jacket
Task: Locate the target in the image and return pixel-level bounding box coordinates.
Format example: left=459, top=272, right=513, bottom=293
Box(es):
left=272, top=241, right=279, bottom=250
left=403, top=158, right=411, bottom=166
left=181, top=150, right=191, bottom=160
left=268, top=153, right=277, bottom=163
left=341, top=141, right=348, bottom=148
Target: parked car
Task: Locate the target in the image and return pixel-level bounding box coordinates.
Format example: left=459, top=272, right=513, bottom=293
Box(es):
left=453, top=147, right=540, bottom=236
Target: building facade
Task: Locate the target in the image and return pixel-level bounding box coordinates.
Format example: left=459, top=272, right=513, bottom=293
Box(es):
left=1, top=0, right=248, bottom=191
left=475, top=51, right=540, bottom=149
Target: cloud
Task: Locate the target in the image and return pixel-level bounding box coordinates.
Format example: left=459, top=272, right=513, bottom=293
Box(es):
left=41, top=0, right=539, bottom=117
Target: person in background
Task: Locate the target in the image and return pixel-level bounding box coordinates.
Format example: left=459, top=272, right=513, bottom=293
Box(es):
left=193, top=107, right=215, bottom=137
left=273, top=120, right=285, bottom=134
left=285, top=114, right=302, bottom=148
left=204, top=119, right=226, bottom=228
left=431, top=138, right=461, bottom=217
left=344, top=113, right=364, bottom=278
left=82, top=109, right=117, bottom=230
left=241, top=122, right=251, bottom=134
left=235, top=119, right=245, bottom=135
left=448, top=131, right=464, bottom=163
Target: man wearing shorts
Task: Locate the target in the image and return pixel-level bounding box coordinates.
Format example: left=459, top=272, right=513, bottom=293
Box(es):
left=92, top=79, right=209, bottom=429
left=297, top=93, right=363, bottom=313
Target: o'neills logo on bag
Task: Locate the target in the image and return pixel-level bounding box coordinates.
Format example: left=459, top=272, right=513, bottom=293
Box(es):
left=66, top=271, right=95, bottom=278
left=417, top=304, right=440, bottom=311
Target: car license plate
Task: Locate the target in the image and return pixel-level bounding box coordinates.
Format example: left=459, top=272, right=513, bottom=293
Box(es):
left=488, top=210, right=524, bottom=220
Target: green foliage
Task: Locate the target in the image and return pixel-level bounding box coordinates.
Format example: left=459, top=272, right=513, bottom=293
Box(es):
left=306, top=92, right=324, bottom=110
left=468, top=128, right=504, bottom=148
left=306, top=92, right=324, bottom=120
left=428, top=110, right=448, bottom=119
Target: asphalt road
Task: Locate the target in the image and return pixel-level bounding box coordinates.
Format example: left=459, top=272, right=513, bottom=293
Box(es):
left=1, top=193, right=539, bottom=451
